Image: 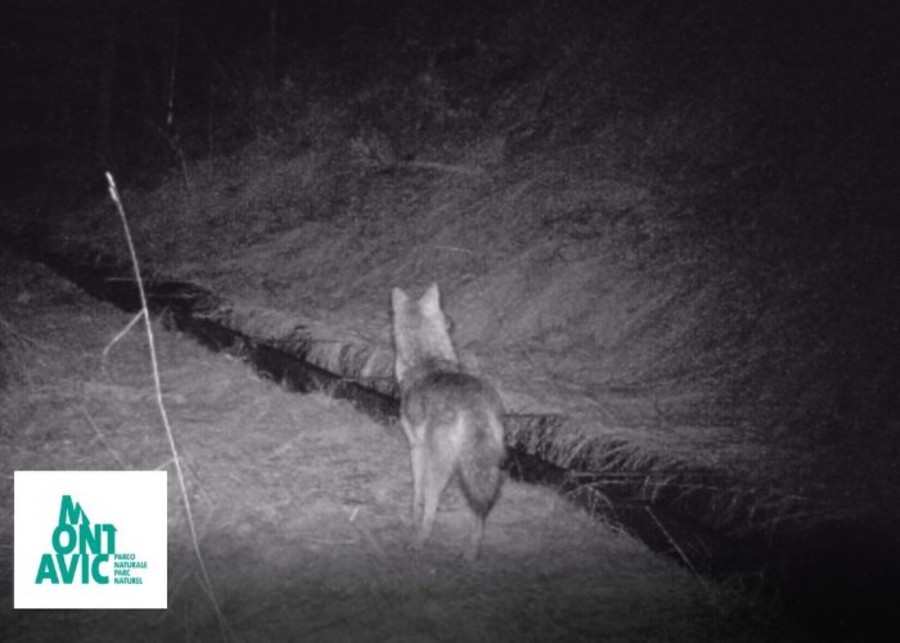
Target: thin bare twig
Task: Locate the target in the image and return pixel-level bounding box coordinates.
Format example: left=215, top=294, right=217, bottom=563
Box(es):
left=105, top=172, right=231, bottom=641
left=102, top=311, right=143, bottom=361
left=82, top=407, right=129, bottom=470
left=645, top=506, right=722, bottom=613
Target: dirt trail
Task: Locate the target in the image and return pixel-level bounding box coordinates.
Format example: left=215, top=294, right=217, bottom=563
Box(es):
left=1, top=248, right=788, bottom=641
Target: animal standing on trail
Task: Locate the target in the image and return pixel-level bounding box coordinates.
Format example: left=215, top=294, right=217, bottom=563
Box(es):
left=391, top=283, right=506, bottom=561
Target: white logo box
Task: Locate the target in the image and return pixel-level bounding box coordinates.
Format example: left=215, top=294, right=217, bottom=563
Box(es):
left=15, top=470, right=167, bottom=609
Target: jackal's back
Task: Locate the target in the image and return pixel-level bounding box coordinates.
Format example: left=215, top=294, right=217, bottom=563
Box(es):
left=403, top=369, right=505, bottom=515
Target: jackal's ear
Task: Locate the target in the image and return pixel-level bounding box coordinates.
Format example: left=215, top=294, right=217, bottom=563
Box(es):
left=391, top=287, right=409, bottom=312
left=421, top=283, right=441, bottom=314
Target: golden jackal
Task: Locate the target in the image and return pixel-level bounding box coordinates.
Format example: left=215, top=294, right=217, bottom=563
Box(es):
left=391, top=283, right=505, bottom=560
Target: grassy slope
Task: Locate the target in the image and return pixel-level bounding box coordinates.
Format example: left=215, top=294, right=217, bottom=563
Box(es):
left=21, top=0, right=900, bottom=537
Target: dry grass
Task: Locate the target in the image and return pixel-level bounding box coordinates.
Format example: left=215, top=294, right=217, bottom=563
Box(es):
left=0, top=246, right=786, bottom=642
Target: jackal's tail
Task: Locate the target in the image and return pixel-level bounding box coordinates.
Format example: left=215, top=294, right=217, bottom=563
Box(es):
left=457, top=412, right=505, bottom=517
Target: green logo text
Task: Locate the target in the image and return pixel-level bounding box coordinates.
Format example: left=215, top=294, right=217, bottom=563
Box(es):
left=35, top=495, right=117, bottom=584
